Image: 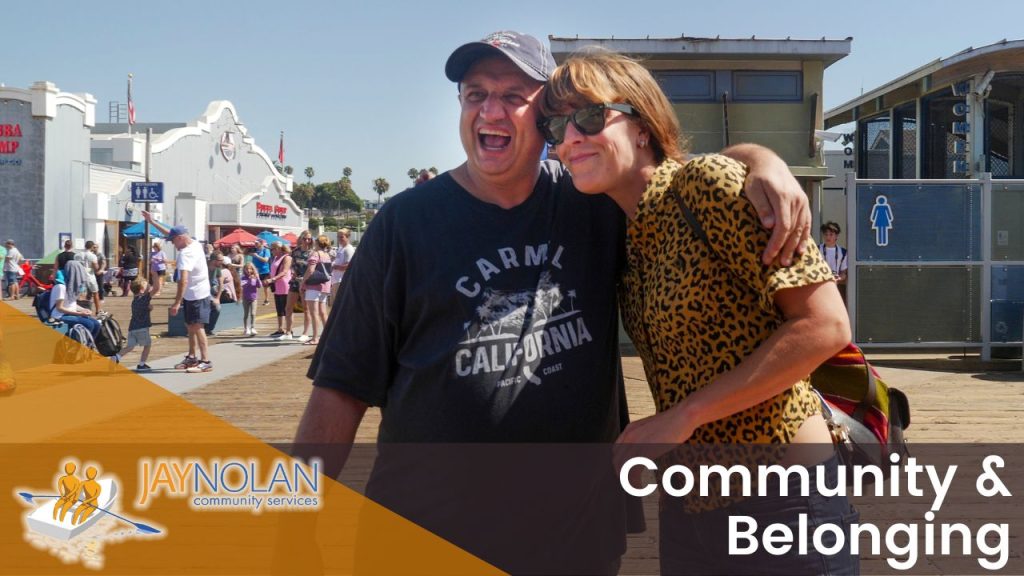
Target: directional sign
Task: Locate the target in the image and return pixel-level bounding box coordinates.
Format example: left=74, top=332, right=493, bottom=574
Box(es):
left=131, top=181, right=164, bottom=203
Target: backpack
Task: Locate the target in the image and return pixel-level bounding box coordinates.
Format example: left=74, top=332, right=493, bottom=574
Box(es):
left=53, top=324, right=96, bottom=364
left=94, top=313, right=125, bottom=357
left=33, top=289, right=55, bottom=323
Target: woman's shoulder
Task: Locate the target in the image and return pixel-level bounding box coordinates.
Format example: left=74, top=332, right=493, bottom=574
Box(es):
left=673, top=154, right=748, bottom=201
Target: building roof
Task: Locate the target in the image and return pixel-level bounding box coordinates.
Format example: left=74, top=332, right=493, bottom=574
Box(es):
left=549, top=35, right=852, bottom=67
left=92, top=122, right=186, bottom=135
left=825, top=38, right=1024, bottom=128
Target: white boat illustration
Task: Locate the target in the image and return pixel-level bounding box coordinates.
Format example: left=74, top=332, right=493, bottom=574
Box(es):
left=26, top=478, right=117, bottom=541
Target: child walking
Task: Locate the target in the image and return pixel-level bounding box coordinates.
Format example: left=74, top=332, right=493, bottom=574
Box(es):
left=123, top=277, right=154, bottom=371
left=241, top=262, right=261, bottom=336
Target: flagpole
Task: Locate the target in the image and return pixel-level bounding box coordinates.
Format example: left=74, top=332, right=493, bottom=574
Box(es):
left=127, top=73, right=133, bottom=138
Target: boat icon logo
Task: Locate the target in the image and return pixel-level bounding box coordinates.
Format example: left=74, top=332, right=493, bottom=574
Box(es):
left=15, top=458, right=163, bottom=569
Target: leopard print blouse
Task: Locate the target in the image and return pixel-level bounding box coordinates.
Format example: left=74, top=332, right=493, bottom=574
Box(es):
left=620, top=156, right=833, bottom=446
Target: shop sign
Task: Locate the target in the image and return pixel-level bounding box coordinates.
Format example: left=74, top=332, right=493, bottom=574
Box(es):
left=0, top=123, right=22, bottom=155
left=219, top=132, right=236, bottom=161
left=256, top=202, right=288, bottom=219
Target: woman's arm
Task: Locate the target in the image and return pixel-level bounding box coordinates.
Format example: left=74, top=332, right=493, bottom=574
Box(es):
left=617, top=280, right=849, bottom=447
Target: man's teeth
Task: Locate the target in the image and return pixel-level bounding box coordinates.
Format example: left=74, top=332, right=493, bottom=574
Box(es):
left=479, top=130, right=512, bottom=149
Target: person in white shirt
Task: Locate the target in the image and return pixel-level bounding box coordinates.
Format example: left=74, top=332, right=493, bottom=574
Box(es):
left=819, top=221, right=849, bottom=301
left=143, top=212, right=213, bottom=373
left=49, top=266, right=101, bottom=338
left=330, top=228, right=355, bottom=304
left=3, top=239, right=24, bottom=300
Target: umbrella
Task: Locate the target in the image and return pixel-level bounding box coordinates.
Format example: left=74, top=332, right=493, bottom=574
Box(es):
left=257, top=231, right=287, bottom=245
left=214, top=228, right=259, bottom=248
left=123, top=220, right=169, bottom=240
left=281, top=232, right=299, bottom=247
left=36, top=249, right=62, bottom=265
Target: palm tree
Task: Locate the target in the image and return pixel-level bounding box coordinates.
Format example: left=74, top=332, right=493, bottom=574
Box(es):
left=372, top=177, right=390, bottom=205
left=304, top=166, right=314, bottom=183
left=408, top=168, right=419, bottom=181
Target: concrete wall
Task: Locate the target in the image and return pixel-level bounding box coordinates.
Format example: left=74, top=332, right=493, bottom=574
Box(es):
left=44, top=105, right=91, bottom=255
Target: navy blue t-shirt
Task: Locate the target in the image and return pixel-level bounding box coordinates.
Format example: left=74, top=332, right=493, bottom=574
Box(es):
left=310, top=161, right=626, bottom=443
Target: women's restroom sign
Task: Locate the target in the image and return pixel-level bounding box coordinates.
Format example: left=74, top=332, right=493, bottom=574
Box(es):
left=870, top=195, right=894, bottom=247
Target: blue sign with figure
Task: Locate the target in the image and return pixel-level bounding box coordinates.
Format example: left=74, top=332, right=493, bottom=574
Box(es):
left=130, top=181, right=164, bottom=203
left=856, top=183, right=982, bottom=261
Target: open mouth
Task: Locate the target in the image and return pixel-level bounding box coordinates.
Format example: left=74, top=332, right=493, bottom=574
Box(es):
left=478, top=128, right=512, bottom=150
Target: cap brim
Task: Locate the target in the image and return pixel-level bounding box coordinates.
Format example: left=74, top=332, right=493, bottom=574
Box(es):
left=445, top=42, right=547, bottom=83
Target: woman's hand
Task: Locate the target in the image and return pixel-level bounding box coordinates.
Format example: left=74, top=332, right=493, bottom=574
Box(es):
left=614, top=407, right=696, bottom=466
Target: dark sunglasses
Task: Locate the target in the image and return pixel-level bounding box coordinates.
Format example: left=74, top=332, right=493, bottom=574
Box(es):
left=537, top=103, right=638, bottom=145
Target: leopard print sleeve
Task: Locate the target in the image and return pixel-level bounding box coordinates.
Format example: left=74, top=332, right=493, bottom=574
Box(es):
left=677, top=155, right=834, bottom=314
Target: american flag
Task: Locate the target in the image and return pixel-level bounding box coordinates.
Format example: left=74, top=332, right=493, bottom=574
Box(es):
left=278, top=131, right=284, bottom=165
left=127, top=74, right=136, bottom=125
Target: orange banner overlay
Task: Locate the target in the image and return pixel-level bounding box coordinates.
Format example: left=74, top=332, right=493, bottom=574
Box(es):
left=0, top=302, right=502, bottom=575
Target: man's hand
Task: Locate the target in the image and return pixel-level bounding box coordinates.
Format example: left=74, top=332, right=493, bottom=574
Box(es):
left=169, top=303, right=180, bottom=317
left=721, top=144, right=811, bottom=266
left=141, top=210, right=153, bottom=223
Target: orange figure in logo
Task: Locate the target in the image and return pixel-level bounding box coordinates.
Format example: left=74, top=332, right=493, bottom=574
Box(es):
left=54, top=462, right=81, bottom=522
left=72, top=467, right=102, bottom=525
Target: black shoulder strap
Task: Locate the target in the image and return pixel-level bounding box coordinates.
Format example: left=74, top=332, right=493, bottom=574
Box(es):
left=671, top=189, right=710, bottom=249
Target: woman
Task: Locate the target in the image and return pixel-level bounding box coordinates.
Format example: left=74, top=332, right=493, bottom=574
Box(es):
left=264, top=242, right=293, bottom=339
left=150, top=240, right=167, bottom=297
left=287, top=231, right=314, bottom=343
left=300, top=235, right=332, bottom=345
left=118, top=246, right=139, bottom=297
left=539, top=51, right=855, bottom=574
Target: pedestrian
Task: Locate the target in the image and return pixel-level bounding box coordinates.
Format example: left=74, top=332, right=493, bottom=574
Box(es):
left=205, top=254, right=236, bottom=337
left=300, top=235, right=331, bottom=345
left=329, top=228, right=355, bottom=304
left=56, top=240, right=76, bottom=275
left=150, top=239, right=167, bottom=297
left=265, top=242, right=293, bottom=339
left=540, top=50, right=856, bottom=574
left=251, top=239, right=272, bottom=305
left=294, top=30, right=811, bottom=574
left=819, top=221, right=849, bottom=301
left=118, top=246, right=139, bottom=297
left=3, top=239, right=23, bottom=300
left=240, top=262, right=261, bottom=336
left=286, top=231, right=314, bottom=343
left=74, top=240, right=103, bottom=312
left=121, top=277, right=154, bottom=372
left=143, top=213, right=213, bottom=373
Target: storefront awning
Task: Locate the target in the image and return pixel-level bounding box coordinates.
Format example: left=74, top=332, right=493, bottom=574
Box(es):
left=122, top=221, right=169, bottom=240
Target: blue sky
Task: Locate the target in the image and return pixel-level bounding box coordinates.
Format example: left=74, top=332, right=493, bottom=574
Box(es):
left=5, top=0, right=1023, bottom=199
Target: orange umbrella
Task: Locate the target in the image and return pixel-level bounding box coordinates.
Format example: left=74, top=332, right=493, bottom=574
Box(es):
left=213, top=228, right=259, bottom=248
left=281, top=232, right=299, bottom=247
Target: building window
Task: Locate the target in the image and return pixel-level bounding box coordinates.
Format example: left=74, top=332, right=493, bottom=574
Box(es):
left=653, top=71, right=715, bottom=102
left=859, top=114, right=891, bottom=178
left=732, top=71, right=802, bottom=102
left=893, top=102, right=917, bottom=179
left=987, top=100, right=1013, bottom=178
left=921, top=92, right=966, bottom=178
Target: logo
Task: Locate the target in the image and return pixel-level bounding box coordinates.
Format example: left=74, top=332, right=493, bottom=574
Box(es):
left=219, top=132, right=236, bottom=161
left=16, top=459, right=162, bottom=569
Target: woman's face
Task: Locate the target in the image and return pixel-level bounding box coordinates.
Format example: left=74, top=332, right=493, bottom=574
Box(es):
left=552, top=103, right=646, bottom=196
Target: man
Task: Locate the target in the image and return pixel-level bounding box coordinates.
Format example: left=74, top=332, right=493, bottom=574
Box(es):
left=74, top=240, right=103, bottom=312
left=251, top=239, right=272, bottom=305
left=296, top=31, right=812, bottom=573
left=329, top=228, right=354, bottom=304
left=3, top=239, right=23, bottom=300
left=143, top=213, right=213, bottom=373
left=56, top=240, right=76, bottom=275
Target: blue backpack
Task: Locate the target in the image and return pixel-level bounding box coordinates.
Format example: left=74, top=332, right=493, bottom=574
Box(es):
left=32, top=289, right=56, bottom=323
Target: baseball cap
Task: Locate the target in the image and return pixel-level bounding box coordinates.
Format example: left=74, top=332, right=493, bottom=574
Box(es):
left=167, top=225, right=189, bottom=240
left=445, top=31, right=555, bottom=83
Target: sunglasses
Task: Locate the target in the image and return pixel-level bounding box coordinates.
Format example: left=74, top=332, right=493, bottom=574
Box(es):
left=537, top=103, right=638, bottom=145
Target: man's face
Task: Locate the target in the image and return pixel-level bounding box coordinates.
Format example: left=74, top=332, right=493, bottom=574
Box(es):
left=458, top=56, right=545, bottom=187
left=171, top=235, right=188, bottom=251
